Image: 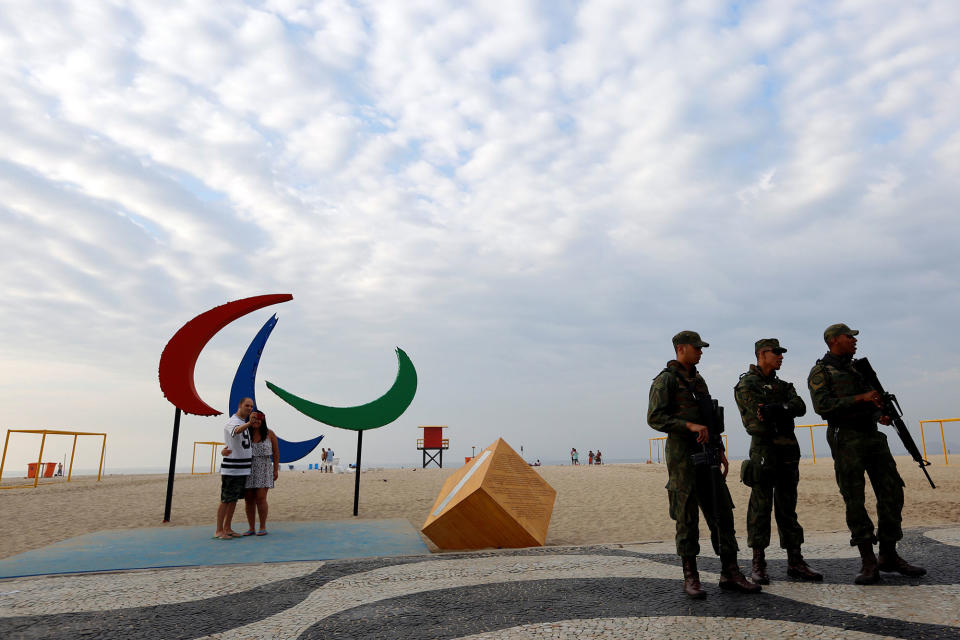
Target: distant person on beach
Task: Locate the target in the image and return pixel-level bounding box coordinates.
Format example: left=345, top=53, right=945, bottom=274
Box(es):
left=595, top=450, right=602, bottom=465
left=242, top=411, right=279, bottom=536
left=215, top=397, right=254, bottom=540
left=808, top=323, right=926, bottom=584
left=320, top=448, right=327, bottom=471
left=588, top=451, right=594, bottom=465
left=734, top=338, right=821, bottom=584
left=572, top=449, right=579, bottom=465
left=648, top=331, right=760, bottom=598
left=325, top=447, right=335, bottom=473
left=570, top=448, right=575, bottom=465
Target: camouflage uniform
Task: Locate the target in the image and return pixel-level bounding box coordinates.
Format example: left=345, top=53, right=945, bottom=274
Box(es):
left=734, top=364, right=806, bottom=550
left=648, top=360, right=738, bottom=558
left=808, top=352, right=904, bottom=547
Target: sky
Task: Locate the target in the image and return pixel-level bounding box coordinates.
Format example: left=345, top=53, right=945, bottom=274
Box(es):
left=1, top=0, right=959, bottom=476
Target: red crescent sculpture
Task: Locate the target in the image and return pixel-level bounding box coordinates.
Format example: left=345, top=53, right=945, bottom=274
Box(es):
left=158, top=294, right=293, bottom=416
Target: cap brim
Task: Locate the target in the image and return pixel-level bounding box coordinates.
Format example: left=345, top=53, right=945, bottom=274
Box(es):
left=773, top=348, right=787, bottom=354
left=698, top=342, right=710, bottom=348
left=849, top=329, right=859, bottom=336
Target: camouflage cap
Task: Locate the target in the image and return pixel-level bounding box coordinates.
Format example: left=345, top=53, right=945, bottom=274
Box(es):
left=672, top=330, right=709, bottom=348
left=823, top=323, right=859, bottom=343
left=755, top=338, right=787, bottom=354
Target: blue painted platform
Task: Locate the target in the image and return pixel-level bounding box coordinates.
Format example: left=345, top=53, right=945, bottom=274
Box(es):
left=0, top=519, right=429, bottom=578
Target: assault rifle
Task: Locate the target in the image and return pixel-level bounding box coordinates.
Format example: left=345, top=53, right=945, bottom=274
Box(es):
left=690, top=396, right=725, bottom=467
left=853, top=358, right=936, bottom=489
left=689, top=393, right=727, bottom=552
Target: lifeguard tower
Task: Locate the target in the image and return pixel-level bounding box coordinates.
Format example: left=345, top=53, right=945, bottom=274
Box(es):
left=417, top=425, right=449, bottom=468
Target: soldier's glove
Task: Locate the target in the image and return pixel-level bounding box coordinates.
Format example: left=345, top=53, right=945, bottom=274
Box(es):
left=759, top=403, right=793, bottom=436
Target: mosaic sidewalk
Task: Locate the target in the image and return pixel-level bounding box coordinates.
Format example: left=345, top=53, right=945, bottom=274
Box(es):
left=0, top=519, right=428, bottom=578
left=1, top=526, right=959, bottom=639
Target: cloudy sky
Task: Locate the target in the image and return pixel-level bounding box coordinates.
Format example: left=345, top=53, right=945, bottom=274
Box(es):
left=1, top=0, right=959, bottom=476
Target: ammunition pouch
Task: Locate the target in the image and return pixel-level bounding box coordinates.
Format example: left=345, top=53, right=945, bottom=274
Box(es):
left=742, top=451, right=777, bottom=487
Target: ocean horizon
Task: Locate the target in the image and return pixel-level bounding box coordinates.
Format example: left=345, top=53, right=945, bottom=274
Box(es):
left=47, top=458, right=665, bottom=477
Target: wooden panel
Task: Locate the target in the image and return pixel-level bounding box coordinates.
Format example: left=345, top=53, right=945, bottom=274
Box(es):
left=421, top=438, right=556, bottom=549
left=422, top=427, right=444, bottom=448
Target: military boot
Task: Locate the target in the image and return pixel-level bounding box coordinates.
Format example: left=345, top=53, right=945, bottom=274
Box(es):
left=750, top=548, right=770, bottom=585
left=878, top=542, right=927, bottom=577
left=681, top=556, right=707, bottom=599
left=855, top=542, right=881, bottom=585
left=787, top=548, right=823, bottom=581
left=719, top=554, right=762, bottom=593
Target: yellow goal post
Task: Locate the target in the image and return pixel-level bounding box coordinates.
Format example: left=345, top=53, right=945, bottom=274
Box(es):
left=919, top=418, right=960, bottom=466
left=192, top=441, right=225, bottom=474
left=795, top=423, right=827, bottom=463
left=0, top=429, right=107, bottom=489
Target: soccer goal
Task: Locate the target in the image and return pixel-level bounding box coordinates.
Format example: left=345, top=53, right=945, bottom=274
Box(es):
left=191, top=441, right=225, bottom=474
left=0, top=429, right=107, bottom=489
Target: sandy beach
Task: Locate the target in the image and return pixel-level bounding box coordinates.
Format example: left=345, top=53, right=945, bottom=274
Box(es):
left=1, top=457, right=958, bottom=559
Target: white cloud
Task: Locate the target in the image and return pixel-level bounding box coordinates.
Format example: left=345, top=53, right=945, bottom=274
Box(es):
left=0, top=0, right=959, bottom=473
left=737, top=168, right=776, bottom=205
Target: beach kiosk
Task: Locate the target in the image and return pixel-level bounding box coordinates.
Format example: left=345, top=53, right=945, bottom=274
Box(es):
left=417, top=425, right=449, bottom=468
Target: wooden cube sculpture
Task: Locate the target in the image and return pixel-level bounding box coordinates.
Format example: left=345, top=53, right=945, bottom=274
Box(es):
left=421, top=438, right=557, bottom=549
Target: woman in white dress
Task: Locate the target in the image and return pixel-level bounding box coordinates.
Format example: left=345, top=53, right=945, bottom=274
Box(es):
left=243, top=411, right=279, bottom=536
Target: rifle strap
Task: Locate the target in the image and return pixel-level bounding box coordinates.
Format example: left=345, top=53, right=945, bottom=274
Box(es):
left=815, top=357, right=835, bottom=395
left=818, top=357, right=882, bottom=430
left=819, top=355, right=874, bottom=394
left=660, top=366, right=697, bottom=395
left=661, top=366, right=717, bottom=439
left=733, top=371, right=747, bottom=396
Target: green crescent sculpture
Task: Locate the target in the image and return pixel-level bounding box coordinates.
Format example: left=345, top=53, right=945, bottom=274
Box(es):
left=265, top=348, right=417, bottom=430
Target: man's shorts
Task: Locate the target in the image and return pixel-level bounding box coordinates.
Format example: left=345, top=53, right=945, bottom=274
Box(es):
left=220, top=475, right=247, bottom=503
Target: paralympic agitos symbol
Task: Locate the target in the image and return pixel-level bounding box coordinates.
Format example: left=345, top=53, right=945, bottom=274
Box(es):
left=158, top=294, right=418, bottom=427
left=157, top=293, right=418, bottom=520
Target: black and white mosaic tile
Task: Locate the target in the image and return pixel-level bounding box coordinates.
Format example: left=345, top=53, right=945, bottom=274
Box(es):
left=1, top=527, right=958, bottom=639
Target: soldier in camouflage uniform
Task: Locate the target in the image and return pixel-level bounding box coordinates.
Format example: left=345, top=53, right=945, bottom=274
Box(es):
left=648, top=331, right=761, bottom=598
left=808, top=323, right=926, bottom=584
left=734, top=338, right=822, bottom=584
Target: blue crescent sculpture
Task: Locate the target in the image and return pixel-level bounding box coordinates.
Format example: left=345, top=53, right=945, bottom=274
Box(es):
left=228, top=314, right=323, bottom=464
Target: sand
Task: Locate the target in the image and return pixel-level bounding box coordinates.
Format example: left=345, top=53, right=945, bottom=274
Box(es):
left=1, top=457, right=958, bottom=560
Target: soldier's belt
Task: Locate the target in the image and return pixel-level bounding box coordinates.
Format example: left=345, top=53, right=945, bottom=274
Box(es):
left=827, top=418, right=877, bottom=433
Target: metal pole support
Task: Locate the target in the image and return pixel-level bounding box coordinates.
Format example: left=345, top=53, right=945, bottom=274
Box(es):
left=353, top=430, right=363, bottom=516
left=163, top=407, right=181, bottom=522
